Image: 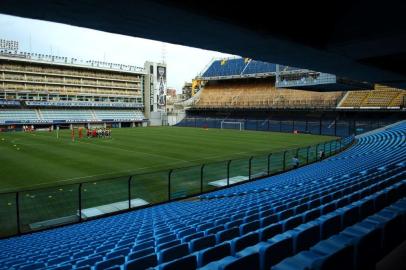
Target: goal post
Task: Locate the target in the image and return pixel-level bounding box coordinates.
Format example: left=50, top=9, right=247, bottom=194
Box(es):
left=220, top=121, right=244, bottom=131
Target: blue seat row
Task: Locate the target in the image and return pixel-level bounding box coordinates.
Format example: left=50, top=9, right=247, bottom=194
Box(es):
left=201, top=58, right=277, bottom=78
left=272, top=197, right=406, bottom=270
left=194, top=178, right=406, bottom=270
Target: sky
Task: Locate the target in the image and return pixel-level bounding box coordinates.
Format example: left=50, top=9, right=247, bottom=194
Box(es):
left=0, top=14, right=235, bottom=92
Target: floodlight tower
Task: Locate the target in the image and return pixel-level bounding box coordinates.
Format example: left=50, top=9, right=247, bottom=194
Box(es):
left=161, top=42, right=167, bottom=64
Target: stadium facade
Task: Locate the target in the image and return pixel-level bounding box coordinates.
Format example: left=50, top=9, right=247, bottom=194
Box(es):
left=0, top=39, right=167, bottom=129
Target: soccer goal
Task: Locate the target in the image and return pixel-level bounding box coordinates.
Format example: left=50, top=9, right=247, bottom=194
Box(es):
left=220, top=120, right=244, bottom=131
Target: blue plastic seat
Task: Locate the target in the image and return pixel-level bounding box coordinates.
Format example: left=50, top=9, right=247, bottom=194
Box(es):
left=259, top=223, right=282, bottom=241
left=96, top=244, right=116, bottom=253
left=283, top=215, right=303, bottom=231
left=231, top=232, right=260, bottom=255
left=205, top=253, right=259, bottom=270
left=340, top=205, right=360, bottom=227
left=239, top=220, right=260, bottom=235
left=312, top=241, right=355, bottom=270
left=231, top=213, right=245, bottom=221
left=177, top=228, right=196, bottom=238
left=20, top=263, right=45, bottom=270
left=225, top=219, right=243, bottom=229
left=215, top=218, right=231, bottom=226
left=260, top=214, right=278, bottom=227
left=132, top=240, right=154, bottom=252
left=105, top=248, right=130, bottom=259
left=274, top=205, right=287, bottom=213
left=257, top=234, right=294, bottom=269
left=320, top=213, right=342, bottom=239
left=104, top=266, right=120, bottom=270
left=293, top=204, right=308, bottom=215
left=197, top=223, right=212, bottom=231
left=75, top=255, right=103, bottom=268
left=158, top=254, right=197, bottom=270
left=259, top=208, right=274, bottom=218
left=304, top=208, right=321, bottom=222
left=336, top=197, right=349, bottom=208
left=294, top=223, right=320, bottom=252
left=94, top=256, right=125, bottom=270
left=48, top=265, right=73, bottom=270
left=206, top=225, right=224, bottom=235
left=342, top=223, right=383, bottom=270
left=156, top=234, right=177, bottom=245
left=47, top=255, right=71, bottom=266
left=197, top=242, right=231, bottom=267
left=321, top=202, right=336, bottom=215
left=308, top=199, right=321, bottom=209
left=182, top=231, right=204, bottom=243
left=365, top=209, right=404, bottom=255
left=359, top=199, right=375, bottom=219
left=75, top=266, right=91, bottom=270
left=124, top=254, right=157, bottom=270
left=156, top=239, right=181, bottom=252
left=72, top=250, right=94, bottom=259
left=127, top=246, right=155, bottom=261
left=158, top=243, right=189, bottom=264
left=189, top=234, right=216, bottom=252
left=244, top=214, right=260, bottom=223
left=279, top=209, right=294, bottom=220
left=216, top=227, right=240, bottom=243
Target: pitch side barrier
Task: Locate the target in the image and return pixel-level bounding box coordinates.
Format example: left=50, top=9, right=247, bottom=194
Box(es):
left=176, top=117, right=396, bottom=137
left=0, top=137, right=354, bottom=239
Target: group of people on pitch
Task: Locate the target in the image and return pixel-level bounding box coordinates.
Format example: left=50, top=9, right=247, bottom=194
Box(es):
left=86, top=128, right=112, bottom=139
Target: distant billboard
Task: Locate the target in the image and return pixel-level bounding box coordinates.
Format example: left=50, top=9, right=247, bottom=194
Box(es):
left=157, top=66, right=166, bottom=108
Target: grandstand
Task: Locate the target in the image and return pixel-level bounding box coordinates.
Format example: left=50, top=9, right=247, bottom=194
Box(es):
left=0, top=46, right=168, bottom=129
left=194, top=79, right=344, bottom=109
left=339, top=85, right=406, bottom=109
left=0, top=108, right=145, bottom=125
left=177, top=58, right=405, bottom=138
left=0, top=121, right=404, bottom=270
left=195, top=57, right=405, bottom=110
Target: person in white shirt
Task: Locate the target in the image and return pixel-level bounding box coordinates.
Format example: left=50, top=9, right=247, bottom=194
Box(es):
left=292, top=156, right=299, bottom=169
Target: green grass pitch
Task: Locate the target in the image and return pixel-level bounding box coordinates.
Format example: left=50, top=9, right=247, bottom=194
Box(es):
left=0, top=127, right=336, bottom=236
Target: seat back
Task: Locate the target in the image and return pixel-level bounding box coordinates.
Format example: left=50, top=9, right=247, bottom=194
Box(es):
left=198, top=242, right=231, bottom=267
left=124, top=254, right=157, bottom=270
left=158, top=243, right=189, bottom=264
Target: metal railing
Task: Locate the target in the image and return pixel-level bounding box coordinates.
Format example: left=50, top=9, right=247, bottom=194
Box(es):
left=0, top=136, right=354, bottom=239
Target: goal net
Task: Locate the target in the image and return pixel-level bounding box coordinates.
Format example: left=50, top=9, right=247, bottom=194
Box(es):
left=220, top=121, right=244, bottom=131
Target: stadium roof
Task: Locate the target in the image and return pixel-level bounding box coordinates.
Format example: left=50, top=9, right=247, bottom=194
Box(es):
left=1, top=0, right=406, bottom=89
